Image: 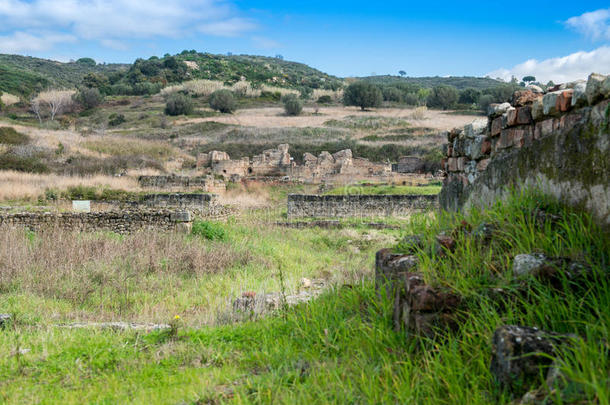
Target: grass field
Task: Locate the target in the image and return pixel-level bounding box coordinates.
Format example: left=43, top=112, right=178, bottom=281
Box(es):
left=0, top=190, right=607, bottom=404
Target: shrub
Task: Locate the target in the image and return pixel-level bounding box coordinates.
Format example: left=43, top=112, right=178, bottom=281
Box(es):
left=458, top=88, right=480, bottom=105
left=260, top=91, right=282, bottom=101
left=191, top=220, right=227, bottom=241
left=0, top=127, right=30, bottom=145
left=317, top=95, right=332, bottom=104
left=426, top=85, right=459, bottom=110
left=343, top=82, right=382, bottom=110
left=108, top=113, right=126, bottom=127
left=0, top=153, right=48, bottom=173
left=381, top=86, right=403, bottom=102
left=478, top=94, right=495, bottom=113
left=208, top=89, right=236, bottom=113
left=74, top=87, right=104, bottom=110
left=283, top=94, right=303, bottom=116
left=165, top=93, right=194, bottom=116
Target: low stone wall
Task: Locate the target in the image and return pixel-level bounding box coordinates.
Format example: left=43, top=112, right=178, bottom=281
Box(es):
left=287, top=194, right=438, bottom=218
left=439, top=73, right=610, bottom=226
left=137, top=175, right=226, bottom=193
left=0, top=210, right=192, bottom=234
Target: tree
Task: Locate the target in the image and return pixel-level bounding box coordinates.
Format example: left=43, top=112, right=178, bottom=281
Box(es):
left=522, top=75, right=536, bottom=84
left=458, top=88, right=481, bottom=104
left=426, top=85, right=459, bottom=110
left=343, top=82, right=383, bottom=110
left=478, top=94, right=494, bottom=113
left=398, top=70, right=406, bottom=77
left=32, top=90, right=74, bottom=121
left=209, top=89, right=236, bottom=113
left=165, top=93, right=194, bottom=116
left=74, top=87, right=104, bottom=110
left=283, top=94, right=303, bottom=116
left=76, top=57, right=96, bottom=67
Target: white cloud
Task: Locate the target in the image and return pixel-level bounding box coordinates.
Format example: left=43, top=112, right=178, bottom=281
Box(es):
left=100, top=39, right=129, bottom=51
left=0, top=31, right=76, bottom=53
left=0, top=0, right=257, bottom=52
left=487, top=46, right=610, bottom=83
left=566, top=8, right=610, bottom=41
left=198, top=18, right=257, bottom=37
left=251, top=36, right=281, bottom=49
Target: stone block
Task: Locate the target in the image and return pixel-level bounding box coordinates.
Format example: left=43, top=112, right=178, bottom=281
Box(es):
left=531, top=98, right=544, bottom=121
left=464, top=118, right=487, bottom=138
left=481, top=138, right=492, bottom=155
left=496, top=129, right=513, bottom=150
left=512, top=90, right=542, bottom=106
left=488, top=102, right=511, bottom=117
left=491, top=325, right=572, bottom=395
left=542, top=91, right=561, bottom=115
left=456, top=157, right=467, bottom=171
left=491, top=117, right=503, bottom=136
left=476, top=158, right=490, bottom=171
left=506, top=107, right=518, bottom=127
left=516, top=106, right=532, bottom=125
left=447, top=158, right=458, bottom=172
left=586, top=72, right=607, bottom=105
left=534, top=118, right=556, bottom=140
left=556, top=90, right=573, bottom=112
left=571, top=81, right=587, bottom=107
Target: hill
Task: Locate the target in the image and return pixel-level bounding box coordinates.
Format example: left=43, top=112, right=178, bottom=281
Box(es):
left=0, top=54, right=128, bottom=98
left=359, top=75, right=503, bottom=90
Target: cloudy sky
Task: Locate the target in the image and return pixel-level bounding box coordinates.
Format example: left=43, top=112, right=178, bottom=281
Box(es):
left=0, top=0, right=609, bottom=82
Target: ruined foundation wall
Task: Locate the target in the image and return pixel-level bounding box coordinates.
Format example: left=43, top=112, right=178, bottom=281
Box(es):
left=0, top=210, right=192, bottom=234
left=439, top=73, right=610, bottom=226
left=287, top=194, right=438, bottom=218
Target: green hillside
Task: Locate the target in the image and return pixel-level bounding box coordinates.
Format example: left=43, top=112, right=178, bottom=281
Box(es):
left=176, top=51, right=343, bottom=90
left=0, top=54, right=128, bottom=97
left=360, top=75, right=503, bottom=90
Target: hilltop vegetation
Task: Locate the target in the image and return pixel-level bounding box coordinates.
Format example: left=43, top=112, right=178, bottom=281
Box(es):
left=360, top=75, right=503, bottom=90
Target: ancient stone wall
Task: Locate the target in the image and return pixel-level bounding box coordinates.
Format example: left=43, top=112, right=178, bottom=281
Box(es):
left=439, top=73, right=610, bottom=226
left=137, top=175, right=226, bottom=193
left=0, top=210, right=192, bottom=234
left=392, top=156, right=425, bottom=173
left=287, top=194, right=438, bottom=218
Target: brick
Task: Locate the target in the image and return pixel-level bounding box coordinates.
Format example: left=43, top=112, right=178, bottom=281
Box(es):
left=491, top=117, right=503, bottom=136
left=556, top=89, right=573, bottom=112
left=516, top=106, right=532, bottom=125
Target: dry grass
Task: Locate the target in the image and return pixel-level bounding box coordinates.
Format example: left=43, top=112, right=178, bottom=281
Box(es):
left=410, top=106, right=428, bottom=120
left=0, top=171, right=139, bottom=201
left=312, top=88, right=343, bottom=102
left=1, top=92, right=20, bottom=106
left=0, top=227, right=251, bottom=318
left=160, top=79, right=301, bottom=99
left=176, top=106, right=478, bottom=130
left=82, top=137, right=178, bottom=160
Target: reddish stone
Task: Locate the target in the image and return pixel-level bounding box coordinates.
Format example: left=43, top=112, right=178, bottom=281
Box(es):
left=481, top=138, right=492, bottom=155
left=556, top=90, right=573, bottom=112
left=512, top=90, right=543, bottom=106
left=516, top=106, right=532, bottom=125
left=491, top=117, right=503, bottom=136
left=506, top=108, right=518, bottom=127
left=436, top=235, right=456, bottom=252
left=242, top=291, right=256, bottom=298
left=496, top=129, right=513, bottom=149
left=477, top=158, right=490, bottom=171
left=447, top=157, right=458, bottom=172
left=447, top=145, right=453, bottom=157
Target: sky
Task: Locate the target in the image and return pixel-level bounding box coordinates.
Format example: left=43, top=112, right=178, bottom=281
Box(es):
left=0, top=0, right=609, bottom=82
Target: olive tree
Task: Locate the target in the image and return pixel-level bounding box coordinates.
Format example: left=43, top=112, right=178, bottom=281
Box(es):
left=343, top=82, right=382, bottom=110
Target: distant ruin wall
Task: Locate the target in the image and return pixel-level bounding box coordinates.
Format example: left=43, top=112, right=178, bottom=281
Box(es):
left=137, top=175, right=226, bottom=193
left=287, top=194, right=438, bottom=218
left=0, top=210, right=192, bottom=234
left=439, top=73, right=610, bottom=226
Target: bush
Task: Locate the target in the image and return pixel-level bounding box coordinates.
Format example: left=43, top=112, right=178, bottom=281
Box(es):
left=0, top=127, right=30, bottom=145
left=108, top=113, right=126, bottom=127
left=458, top=88, right=480, bottom=105
left=0, top=153, right=48, bottom=173
left=283, top=94, right=303, bottom=116
left=260, top=91, right=282, bottom=101
left=165, top=93, right=194, bottom=116
left=191, top=220, right=227, bottom=241
left=317, top=95, right=332, bottom=104
left=381, top=86, right=403, bottom=102
left=208, top=89, right=236, bottom=113
left=478, top=94, right=495, bottom=113
left=74, top=87, right=104, bottom=110
left=343, top=82, right=382, bottom=110
left=426, top=85, right=459, bottom=110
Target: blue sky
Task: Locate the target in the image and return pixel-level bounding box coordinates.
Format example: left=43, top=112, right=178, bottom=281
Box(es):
left=0, top=1, right=609, bottom=82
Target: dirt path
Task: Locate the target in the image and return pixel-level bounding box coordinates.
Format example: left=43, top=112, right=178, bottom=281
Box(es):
left=176, top=106, right=480, bottom=131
